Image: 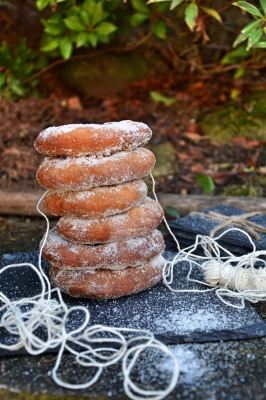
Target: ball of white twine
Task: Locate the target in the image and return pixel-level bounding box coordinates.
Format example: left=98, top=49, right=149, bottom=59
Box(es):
left=150, top=173, right=266, bottom=308
left=0, top=192, right=179, bottom=400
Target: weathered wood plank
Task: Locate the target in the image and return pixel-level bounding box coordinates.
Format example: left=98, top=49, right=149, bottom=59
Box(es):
left=0, top=190, right=53, bottom=217
left=157, top=194, right=266, bottom=216
left=0, top=190, right=266, bottom=217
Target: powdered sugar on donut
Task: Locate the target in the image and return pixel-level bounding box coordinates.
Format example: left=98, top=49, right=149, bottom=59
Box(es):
left=43, top=180, right=148, bottom=218
left=57, top=197, right=164, bottom=244
left=36, top=148, right=155, bottom=191
left=49, top=254, right=165, bottom=300
left=34, top=120, right=152, bottom=156
left=41, top=227, right=165, bottom=270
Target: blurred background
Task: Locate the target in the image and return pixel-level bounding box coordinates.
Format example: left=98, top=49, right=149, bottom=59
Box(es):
left=1, top=0, right=266, bottom=199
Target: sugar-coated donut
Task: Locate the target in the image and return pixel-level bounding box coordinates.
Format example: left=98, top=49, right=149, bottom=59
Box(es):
left=57, top=197, right=164, bottom=244
left=36, top=147, right=155, bottom=191
left=41, top=227, right=165, bottom=270
left=43, top=180, right=147, bottom=218
left=49, top=254, right=165, bottom=300
left=34, top=120, right=152, bottom=157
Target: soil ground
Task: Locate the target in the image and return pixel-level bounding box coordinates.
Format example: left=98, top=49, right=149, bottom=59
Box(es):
left=1, top=70, right=266, bottom=197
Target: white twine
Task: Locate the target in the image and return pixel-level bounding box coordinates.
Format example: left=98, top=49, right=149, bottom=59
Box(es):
left=1, top=172, right=266, bottom=397
left=150, top=173, right=266, bottom=308
left=0, top=192, right=179, bottom=399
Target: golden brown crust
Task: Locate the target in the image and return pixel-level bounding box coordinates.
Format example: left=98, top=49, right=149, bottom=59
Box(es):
left=57, top=197, right=164, bottom=244
left=34, top=120, right=152, bottom=156
left=42, top=180, right=147, bottom=218
left=49, top=255, right=165, bottom=300
left=41, top=227, right=165, bottom=270
left=36, top=148, right=155, bottom=191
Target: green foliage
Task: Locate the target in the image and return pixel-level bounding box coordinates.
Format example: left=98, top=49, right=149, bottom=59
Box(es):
left=221, top=45, right=252, bottom=64
left=40, top=0, right=118, bottom=59
left=149, top=90, right=177, bottom=105
left=233, top=0, right=266, bottom=50
left=165, top=205, right=180, bottom=219
left=0, top=39, right=47, bottom=100
left=196, top=174, right=215, bottom=194
left=2, top=0, right=266, bottom=100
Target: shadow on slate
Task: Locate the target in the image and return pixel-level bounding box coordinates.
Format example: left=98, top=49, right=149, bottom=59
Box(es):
left=166, top=204, right=266, bottom=256
left=0, top=247, right=266, bottom=357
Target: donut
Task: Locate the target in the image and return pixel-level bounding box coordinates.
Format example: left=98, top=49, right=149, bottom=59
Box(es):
left=57, top=197, right=164, bottom=244
left=49, top=254, right=165, bottom=300
left=41, top=227, right=165, bottom=270
left=34, top=120, right=152, bottom=157
left=42, top=180, right=147, bottom=218
left=36, top=147, right=155, bottom=191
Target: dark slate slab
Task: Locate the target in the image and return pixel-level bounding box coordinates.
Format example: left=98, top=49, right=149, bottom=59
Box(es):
left=167, top=204, right=266, bottom=256
left=1, top=249, right=266, bottom=357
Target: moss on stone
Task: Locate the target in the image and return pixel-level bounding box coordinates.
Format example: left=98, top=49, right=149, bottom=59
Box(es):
left=59, top=52, right=168, bottom=98
left=150, top=141, right=176, bottom=178
left=199, top=90, right=266, bottom=143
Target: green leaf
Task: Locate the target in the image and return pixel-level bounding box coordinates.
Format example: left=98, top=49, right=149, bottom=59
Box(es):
left=149, top=90, right=177, bottom=105
left=185, top=3, right=198, bottom=31
left=151, top=20, right=167, bottom=39
left=165, top=205, right=180, bottom=219
left=196, top=174, right=215, bottom=194
left=254, top=41, right=266, bottom=48
left=130, top=12, right=149, bottom=26
left=233, top=1, right=263, bottom=18
left=233, top=68, right=246, bottom=79
left=59, top=37, right=72, bottom=59
left=233, top=19, right=262, bottom=47
left=95, top=21, right=117, bottom=35
left=36, top=0, right=49, bottom=11
left=44, top=24, right=63, bottom=36
left=200, top=6, right=222, bottom=23
left=0, top=73, right=6, bottom=88
left=221, top=45, right=251, bottom=64
left=40, top=37, right=60, bottom=52
left=0, top=41, right=11, bottom=59
left=45, top=12, right=62, bottom=24
left=131, top=0, right=150, bottom=13
left=80, top=10, right=90, bottom=26
left=64, top=16, right=86, bottom=32
left=91, top=3, right=105, bottom=26
left=170, top=0, right=185, bottom=10
left=87, top=33, right=98, bottom=47
left=9, top=77, right=25, bottom=96
left=35, top=54, right=49, bottom=69
left=260, top=0, right=266, bottom=14
left=156, top=2, right=171, bottom=12
left=76, top=32, right=90, bottom=47
left=247, top=27, right=263, bottom=49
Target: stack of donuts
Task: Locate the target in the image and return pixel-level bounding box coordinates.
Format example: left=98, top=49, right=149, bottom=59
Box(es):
left=34, top=120, right=166, bottom=300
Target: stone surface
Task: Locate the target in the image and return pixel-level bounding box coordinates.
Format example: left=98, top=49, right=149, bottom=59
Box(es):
left=150, top=141, right=176, bottom=178
left=59, top=52, right=168, bottom=98
left=199, top=89, right=266, bottom=143
left=0, top=215, right=266, bottom=400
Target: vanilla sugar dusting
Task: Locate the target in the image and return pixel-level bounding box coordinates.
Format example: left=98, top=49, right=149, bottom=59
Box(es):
left=60, top=180, right=147, bottom=218
left=39, top=120, right=151, bottom=139
left=35, top=120, right=152, bottom=156
left=57, top=196, right=164, bottom=244
left=49, top=253, right=165, bottom=299
left=37, top=148, right=155, bottom=191
left=42, top=228, right=164, bottom=270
